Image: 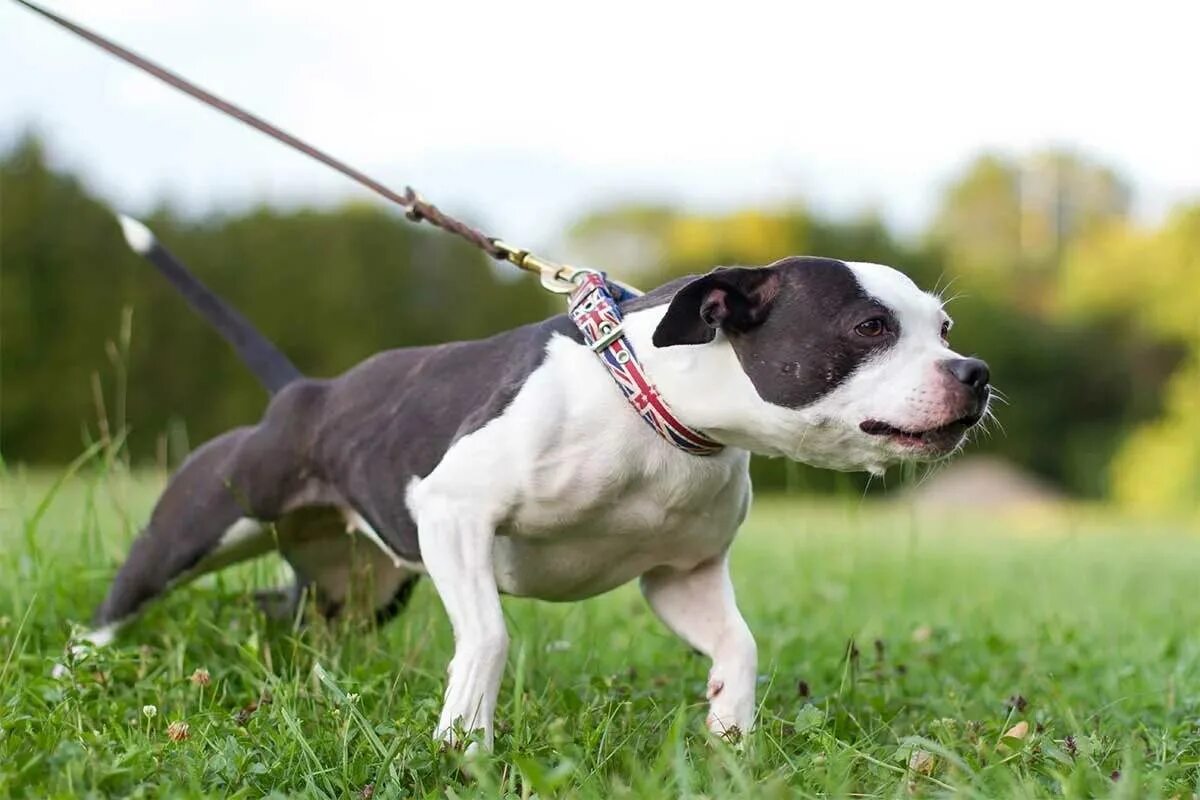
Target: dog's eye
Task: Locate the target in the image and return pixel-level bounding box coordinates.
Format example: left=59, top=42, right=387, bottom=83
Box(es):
left=854, top=318, right=887, bottom=338
left=940, top=320, right=952, bottom=342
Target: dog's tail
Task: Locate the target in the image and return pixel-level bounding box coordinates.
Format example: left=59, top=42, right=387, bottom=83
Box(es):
left=117, top=214, right=303, bottom=394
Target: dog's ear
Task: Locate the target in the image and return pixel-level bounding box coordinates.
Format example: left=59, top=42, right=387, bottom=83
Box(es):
left=652, top=267, right=781, bottom=347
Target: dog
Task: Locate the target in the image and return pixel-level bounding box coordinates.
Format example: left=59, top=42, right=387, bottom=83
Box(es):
left=84, top=214, right=990, bottom=749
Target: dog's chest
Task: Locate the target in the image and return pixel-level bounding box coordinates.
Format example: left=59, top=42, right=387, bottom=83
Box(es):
left=493, top=445, right=750, bottom=599
left=415, top=334, right=752, bottom=601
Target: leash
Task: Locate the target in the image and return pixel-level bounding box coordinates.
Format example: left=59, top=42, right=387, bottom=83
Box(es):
left=13, top=0, right=724, bottom=456
left=10, top=0, right=581, bottom=292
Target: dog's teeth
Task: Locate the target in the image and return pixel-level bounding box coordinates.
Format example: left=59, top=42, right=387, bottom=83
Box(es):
left=117, top=214, right=155, bottom=254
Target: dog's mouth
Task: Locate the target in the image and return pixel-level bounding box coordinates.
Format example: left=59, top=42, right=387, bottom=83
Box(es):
left=859, top=413, right=981, bottom=453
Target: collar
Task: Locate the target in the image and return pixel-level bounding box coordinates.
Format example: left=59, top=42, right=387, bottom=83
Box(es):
left=567, top=272, right=725, bottom=457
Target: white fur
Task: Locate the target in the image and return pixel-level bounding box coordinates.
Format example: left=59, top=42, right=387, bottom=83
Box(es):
left=827, top=261, right=964, bottom=441
left=197, top=515, right=420, bottom=612
left=71, top=622, right=120, bottom=657
left=632, top=261, right=967, bottom=473
left=117, top=214, right=155, bottom=255
left=207, top=517, right=266, bottom=565
left=641, top=555, right=757, bottom=735
left=80, top=623, right=119, bottom=647
left=343, top=508, right=420, bottom=571
left=83, top=255, right=970, bottom=750
left=416, top=496, right=508, bottom=748
left=406, top=258, right=977, bottom=747
left=407, top=318, right=754, bottom=745
left=169, top=517, right=272, bottom=589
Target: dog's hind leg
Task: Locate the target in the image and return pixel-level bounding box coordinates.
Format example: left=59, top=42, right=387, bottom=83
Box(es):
left=88, top=426, right=287, bottom=638
left=273, top=506, right=422, bottom=623
left=253, top=578, right=309, bottom=623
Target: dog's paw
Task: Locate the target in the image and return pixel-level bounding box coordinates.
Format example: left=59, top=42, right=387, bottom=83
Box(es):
left=705, top=720, right=748, bottom=752
left=706, top=709, right=754, bottom=751
left=435, top=722, right=492, bottom=755
left=66, top=623, right=120, bottom=660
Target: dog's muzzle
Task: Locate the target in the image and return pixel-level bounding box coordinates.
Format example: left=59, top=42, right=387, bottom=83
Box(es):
left=859, top=357, right=991, bottom=455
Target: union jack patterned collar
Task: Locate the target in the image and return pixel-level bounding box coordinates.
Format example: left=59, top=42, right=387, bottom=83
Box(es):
left=567, top=272, right=725, bottom=456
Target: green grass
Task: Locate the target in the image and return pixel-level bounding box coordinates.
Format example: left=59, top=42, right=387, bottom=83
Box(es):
left=2, top=465, right=1200, bottom=798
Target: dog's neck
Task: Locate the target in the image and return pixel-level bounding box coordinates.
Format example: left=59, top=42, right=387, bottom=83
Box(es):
left=619, top=305, right=801, bottom=456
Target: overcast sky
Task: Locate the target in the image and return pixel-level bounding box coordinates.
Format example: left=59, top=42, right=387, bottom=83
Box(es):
left=3, top=1, right=1198, bottom=250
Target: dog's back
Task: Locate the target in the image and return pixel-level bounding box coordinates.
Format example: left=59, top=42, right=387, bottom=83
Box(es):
left=94, top=217, right=588, bottom=630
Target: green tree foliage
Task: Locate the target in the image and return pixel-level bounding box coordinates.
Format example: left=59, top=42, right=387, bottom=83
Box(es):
left=930, top=150, right=1130, bottom=311
left=2, top=135, right=1192, bottom=508
left=1060, top=206, right=1200, bottom=514
left=1, top=134, right=554, bottom=463
left=566, top=195, right=1169, bottom=498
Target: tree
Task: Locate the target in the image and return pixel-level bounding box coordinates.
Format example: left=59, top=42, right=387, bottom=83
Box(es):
left=0, top=134, right=553, bottom=464
left=930, top=150, right=1130, bottom=311
left=1060, top=206, right=1200, bottom=514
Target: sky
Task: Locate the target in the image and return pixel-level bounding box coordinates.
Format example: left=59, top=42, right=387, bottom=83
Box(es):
left=3, top=0, right=1198, bottom=252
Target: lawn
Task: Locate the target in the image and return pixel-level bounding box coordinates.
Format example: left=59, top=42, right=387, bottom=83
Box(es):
left=2, top=464, right=1199, bottom=798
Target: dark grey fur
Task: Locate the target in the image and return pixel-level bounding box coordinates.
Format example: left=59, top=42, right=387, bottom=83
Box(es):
left=94, top=313, right=585, bottom=625
left=653, top=257, right=898, bottom=408
left=95, top=249, right=893, bottom=629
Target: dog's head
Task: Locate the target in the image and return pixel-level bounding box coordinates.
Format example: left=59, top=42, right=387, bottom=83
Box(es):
left=647, top=256, right=991, bottom=473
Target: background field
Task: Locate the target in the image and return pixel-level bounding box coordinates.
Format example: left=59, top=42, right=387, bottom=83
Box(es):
left=4, top=5, right=1199, bottom=797
left=3, top=466, right=1199, bottom=798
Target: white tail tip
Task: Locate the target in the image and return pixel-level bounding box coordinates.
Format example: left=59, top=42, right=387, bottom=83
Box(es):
left=117, top=213, right=155, bottom=255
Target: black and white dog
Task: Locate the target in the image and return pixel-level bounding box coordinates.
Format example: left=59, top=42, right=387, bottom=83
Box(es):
left=85, top=215, right=990, bottom=749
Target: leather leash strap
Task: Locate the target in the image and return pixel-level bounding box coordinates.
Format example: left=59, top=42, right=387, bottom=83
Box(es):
left=14, top=0, right=724, bottom=456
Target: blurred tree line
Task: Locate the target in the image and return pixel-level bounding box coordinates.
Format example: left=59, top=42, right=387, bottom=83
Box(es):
left=1, top=134, right=557, bottom=466
left=566, top=152, right=1192, bottom=506
left=2, top=133, right=1196, bottom=511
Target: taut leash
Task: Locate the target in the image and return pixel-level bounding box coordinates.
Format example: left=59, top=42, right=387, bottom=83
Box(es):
left=14, top=0, right=724, bottom=456
left=10, top=0, right=583, bottom=291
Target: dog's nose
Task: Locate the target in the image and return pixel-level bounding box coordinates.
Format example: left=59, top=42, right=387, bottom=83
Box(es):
left=942, top=358, right=990, bottom=392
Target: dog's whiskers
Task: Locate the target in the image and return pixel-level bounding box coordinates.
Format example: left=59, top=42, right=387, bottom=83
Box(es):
left=940, top=293, right=971, bottom=309
left=907, top=459, right=948, bottom=491
left=932, top=273, right=963, bottom=303
left=861, top=471, right=877, bottom=501
left=980, top=406, right=1006, bottom=438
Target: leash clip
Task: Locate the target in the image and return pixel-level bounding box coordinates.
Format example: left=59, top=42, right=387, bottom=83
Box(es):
left=492, top=240, right=586, bottom=294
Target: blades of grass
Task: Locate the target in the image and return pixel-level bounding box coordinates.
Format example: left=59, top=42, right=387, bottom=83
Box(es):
left=23, top=441, right=107, bottom=549
left=277, top=703, right=336, bottom=800
left=664, top=705, right=691, bottom=798
left=822, top=730, right=959, bottom=794
left=312, top=662, right=401, bottom=785
left=511, top=641, right=527, bottom=742
left=895, top=734, right=978, bottom=779
left=0, top=592, right=38, bottom=688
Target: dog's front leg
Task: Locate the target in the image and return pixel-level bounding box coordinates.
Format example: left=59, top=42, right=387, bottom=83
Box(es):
left=416, top=503, right=507, bottom=751
left=640, top=553, right=757, bottom=737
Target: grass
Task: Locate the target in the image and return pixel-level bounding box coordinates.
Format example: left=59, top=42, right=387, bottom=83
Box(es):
left=2, top=464, right=1200, bottom=798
